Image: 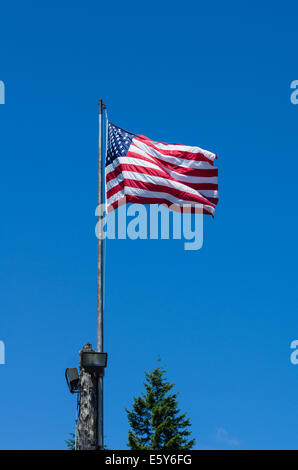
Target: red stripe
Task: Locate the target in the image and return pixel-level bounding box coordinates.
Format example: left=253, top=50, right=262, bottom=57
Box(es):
left=107, top=179, right=125, bottom=198
left=108, top=196, right=213, bottom=216
left=134, top=136, right=216, bottom=164
left=106, top=164, right=124, bottom=183
left=106, top=162, right=218, bottom=193
left=125, top=149, right=218, bottom=177
left=205, top=197, right=218, bottom=205
left=107, top=179, right=218, bottom=208
left=107, top=178, right=215, bottom=208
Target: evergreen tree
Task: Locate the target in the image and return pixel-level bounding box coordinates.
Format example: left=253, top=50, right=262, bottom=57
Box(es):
left=126, top=364, right=195, bottom=450
left=65, top=432, right=77, bottom=450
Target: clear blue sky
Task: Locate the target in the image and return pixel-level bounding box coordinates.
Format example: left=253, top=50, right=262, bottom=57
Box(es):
left=0, top=0, right=298, bottom=450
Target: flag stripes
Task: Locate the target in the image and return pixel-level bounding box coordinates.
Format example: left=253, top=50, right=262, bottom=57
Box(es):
left=105, top=122, right=219, bottom=216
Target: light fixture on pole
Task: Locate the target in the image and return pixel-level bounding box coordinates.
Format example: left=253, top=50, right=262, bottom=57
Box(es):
left=81, top=351, right=108, bottom=376
left=65, top=367, right=80, bottom=394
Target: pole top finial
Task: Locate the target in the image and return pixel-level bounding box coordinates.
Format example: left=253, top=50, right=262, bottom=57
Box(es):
left=98, top=99, right=103, bottom=115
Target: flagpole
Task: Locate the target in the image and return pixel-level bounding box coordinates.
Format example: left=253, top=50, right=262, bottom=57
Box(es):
left=97, top=98, right=104, bottom=449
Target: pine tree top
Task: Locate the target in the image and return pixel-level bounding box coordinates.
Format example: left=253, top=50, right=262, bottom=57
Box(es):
left=126, top=364, right=195, bottom=450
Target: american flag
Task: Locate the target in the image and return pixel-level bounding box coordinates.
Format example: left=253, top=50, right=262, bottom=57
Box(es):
left=105, top=122, right=218, bottom=216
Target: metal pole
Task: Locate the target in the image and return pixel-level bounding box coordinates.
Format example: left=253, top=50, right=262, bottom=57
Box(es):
left=97, top=98, right=104, bottom=449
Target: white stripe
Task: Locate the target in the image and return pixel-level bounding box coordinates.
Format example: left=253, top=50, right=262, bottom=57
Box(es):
left=105, top=156, right=161, bottom=175
left=137, top=138, right=216, bottom=162
left=107, top=187, right=214, bottom=214
left=107, top=170, right=218, bottom=201
left=131, top=141, right=215, bottom=170
left=199, top=190, right=218, bottom=199
left=106, top=170, right=214, bottom=204
left=106, top=153, right=218, bottom=186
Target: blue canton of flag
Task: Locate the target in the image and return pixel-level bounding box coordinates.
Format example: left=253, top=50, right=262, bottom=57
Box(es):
left=106, top=123, right=135, bottom=166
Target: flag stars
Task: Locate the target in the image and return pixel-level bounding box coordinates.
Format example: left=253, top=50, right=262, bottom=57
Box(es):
left=106, top=123, right=134, bottom=165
